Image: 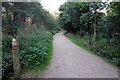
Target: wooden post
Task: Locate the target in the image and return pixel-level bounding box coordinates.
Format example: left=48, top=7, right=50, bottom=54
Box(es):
left=12, top=38, right=20, bottom=78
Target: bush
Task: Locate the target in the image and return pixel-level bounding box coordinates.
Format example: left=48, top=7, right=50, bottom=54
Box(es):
left=19, top=31, right=53, bottom=68
left=50, top=31, right=57, bottom=35
left=2, top=30, right=53, bottom=79
left=2, top=35, right=13, bottom=79
left=112, top=58, right=120, bottom=66
left=2, top=22, right=20, bottom=36
left=65, top=33, right=120, bottom=67
left=2, top=35, right=12, bottom=53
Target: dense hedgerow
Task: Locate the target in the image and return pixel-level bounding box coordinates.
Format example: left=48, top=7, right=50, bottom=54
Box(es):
left=2, top=30, right=53, bottom=79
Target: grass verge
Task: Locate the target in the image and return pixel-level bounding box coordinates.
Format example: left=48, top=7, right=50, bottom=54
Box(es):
left=64, top=33, right=120, bottom=69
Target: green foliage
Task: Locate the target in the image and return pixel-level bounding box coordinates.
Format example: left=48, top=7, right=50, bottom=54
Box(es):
left=2, top=31, right=53, bottom=79
left=2, top=2, right=57, bottom=31
left=60, top=2, right=120, bottom=67
left=2, top=2, right=57, bottom=80
left=106, top=2, right=120, bottom=38
left=2, top=35, right=13, bottom=79
left=2, top=35, right=12, bottom=52
left=109, top=2, right=120, bottom=14
left=58, top=2, right=106, bottom=36
left=65, top=33, right=120, bottom=67
left=2, top=22, right=20, bottom=36
left=18, top=31, right=53, bottom=68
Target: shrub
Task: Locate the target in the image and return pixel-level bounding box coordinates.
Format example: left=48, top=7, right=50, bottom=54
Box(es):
left=19, top=31, right=53, bottom=68
left=2, top=22, right=20, bottom=36
left=2, top=30, right=53, bottom=79
left=65, top=33, right=120, bottom=67
left=19, top=30, right=53, bottom=67
left=98, top=38, right=108, bottom=48
left=2, top=35, right=13, bottom=79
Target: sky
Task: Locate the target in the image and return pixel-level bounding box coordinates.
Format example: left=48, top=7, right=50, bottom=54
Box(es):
left=40, top=0, right=67, bottom=12
left=40, top=0, right=112, bottom=14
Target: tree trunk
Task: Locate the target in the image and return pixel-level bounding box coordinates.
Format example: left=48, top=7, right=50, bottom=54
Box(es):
left=112, top=26, right=115, bottom=38
left=87, top=21, right=90, bottom=34
left=80, top=27, right=82, bottom=36
left=13, top=13, right=17, bottom=22
left=6, top=12, right=10, bottom=24
left=93, top=14, right=96, bottom=39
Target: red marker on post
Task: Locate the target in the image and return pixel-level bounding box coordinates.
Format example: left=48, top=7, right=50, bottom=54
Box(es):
left=12, top=38, right=18, bottom=50
left=12, top=38, right=20, bottom=78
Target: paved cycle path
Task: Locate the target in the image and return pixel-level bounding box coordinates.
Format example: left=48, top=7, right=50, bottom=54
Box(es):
left=39, top=33, right=118, bottom=78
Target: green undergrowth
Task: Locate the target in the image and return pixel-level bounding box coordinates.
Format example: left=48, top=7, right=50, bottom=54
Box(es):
left=22, top=38, right=53, bottom=73
left=19, top=30, right=53, bottom=72
left=2, top=30, right=53, bottom=79
left=64, top=33, right=120, bottom=69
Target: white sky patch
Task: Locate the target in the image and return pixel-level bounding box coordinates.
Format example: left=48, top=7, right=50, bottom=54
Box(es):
left=40, top=0, right=113, bottom=14
left=40, top=0, right=67, bottom=12
left=100, top=0, right=112, bottom=14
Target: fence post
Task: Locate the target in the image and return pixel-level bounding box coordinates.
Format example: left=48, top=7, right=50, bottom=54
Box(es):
left=12, top=38, right=20, bottom=78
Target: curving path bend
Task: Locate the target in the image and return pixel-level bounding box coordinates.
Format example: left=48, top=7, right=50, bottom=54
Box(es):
left=39, top=33, right=118, bottom=78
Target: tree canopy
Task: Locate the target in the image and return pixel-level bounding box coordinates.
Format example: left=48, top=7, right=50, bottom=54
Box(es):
left=58, top=2, right=120, bottom=39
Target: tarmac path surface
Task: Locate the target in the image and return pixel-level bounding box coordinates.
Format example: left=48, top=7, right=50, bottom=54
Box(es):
left=39, top=33, right=118, bottom=78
